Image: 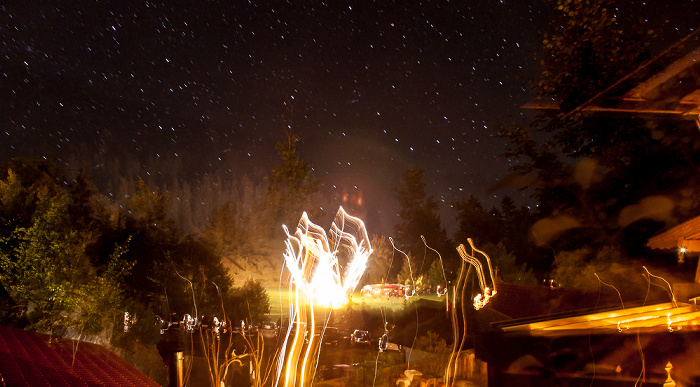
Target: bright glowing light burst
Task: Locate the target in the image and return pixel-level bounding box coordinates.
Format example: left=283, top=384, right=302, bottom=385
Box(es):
left=456, top=238, right=497, bottom=310
left=283, top=207, right=372, bottom=308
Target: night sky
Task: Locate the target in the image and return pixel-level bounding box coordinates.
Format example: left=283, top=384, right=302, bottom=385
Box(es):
left=2, top=1, right=698, bottom=236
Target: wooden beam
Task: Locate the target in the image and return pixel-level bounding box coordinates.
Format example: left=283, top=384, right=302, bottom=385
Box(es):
left=679, top=239, right=700, bottom=251
left=676, top=238, right=700, bottom=283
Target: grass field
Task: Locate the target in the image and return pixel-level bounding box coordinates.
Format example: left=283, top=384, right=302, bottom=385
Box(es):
left=265, top=287, right=445, bottom=324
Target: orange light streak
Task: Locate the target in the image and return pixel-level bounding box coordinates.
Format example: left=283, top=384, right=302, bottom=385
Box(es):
left=283, top=207, right=372, bottom=308
left=445, top=238, right=497, bottom=386
left=277, top=207, right=372, bottom=387
left=456, top=238, right=497, bottom=310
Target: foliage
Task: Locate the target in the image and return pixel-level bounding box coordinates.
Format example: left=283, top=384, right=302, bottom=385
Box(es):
left=0, top=158, right=244, bottom=335
left=0, top=156, right=278, bottom=386
left=114, top=179, right=180, bottom=309
left=550, top=245, right=666, bottom=302
left=536, top=0, right=653, bottom=110
left=393, top=167, right=453, bottom=277
left=112, top=179, right=235, bottom=324
left=480, top=242, right=537, bottom=285
left=395, top=257, right=415, bottom=285
left=76, top=238, right=133, bottom=334
left=67, top=169, right=109, bottom=232
left=263, top=132, right=322, bottom=236
left=0, top=181, right=131, bottom=334
left=413, top=330, right=447, bottom=353
left=361, top=235, right=394, bottom=285
left=453, top=196, right=544, bottom=275
left=552, top=245, right=631, bottom=292
left=205, top=200, right=251, bottom=253
left=201, top=175, right=268, bottom=257
left=412, top=330, right=451, bottom=378
left=347, top=351, right=402, bottom=387
left=126, top=177, right=174, bottom=232
left=453, top=195, right=501, bottom=247
left=0, top=158, right=63, bottom=233
left=178, top=236, right=233, bottom=312
left=0, top=169, right=26, bottom=229
left=426, top=258, right=447, bottom=290
left=229, top=279, right=270, bottom=324
left=499, top=0, right=700, bottom=257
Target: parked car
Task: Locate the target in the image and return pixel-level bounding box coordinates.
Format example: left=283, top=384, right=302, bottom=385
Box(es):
left=321, top=327, right=345, bottom=346
left=259, top=321, right=278, bottom=339
left=378, top=333, right=402, bottom=352
left=330, top=364, right=352, bottom=379
left=350, top=329, right=371, bottom=346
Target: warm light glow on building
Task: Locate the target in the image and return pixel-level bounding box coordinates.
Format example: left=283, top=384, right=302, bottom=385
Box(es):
left=503, top=302, right=700, bottom=336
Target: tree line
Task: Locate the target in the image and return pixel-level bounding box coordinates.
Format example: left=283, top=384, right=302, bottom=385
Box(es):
left=0, top=134, right=542, bottom=345
left=0, top=157, right=270, bottom=343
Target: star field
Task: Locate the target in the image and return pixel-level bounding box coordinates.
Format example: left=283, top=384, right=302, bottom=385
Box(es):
left=1, top=0, right=697, bottom=235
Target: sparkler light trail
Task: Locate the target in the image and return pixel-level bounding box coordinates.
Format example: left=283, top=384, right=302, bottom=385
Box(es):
left=445, top=238, right=497, bottom=386
left=389, top=237, right=415, bottom=298
left=282, top=207, right=372, bottom=308
left=456, top=238, right=497, bottom=310
left=421, top=235, right=448, bottom=296
left=276, top=207, right=372, bottom=387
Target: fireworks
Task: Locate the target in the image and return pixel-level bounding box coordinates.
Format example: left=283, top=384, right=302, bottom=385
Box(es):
left=277, top=207, right=372, bottom=387
left=282, top=207, right=372, bottom=309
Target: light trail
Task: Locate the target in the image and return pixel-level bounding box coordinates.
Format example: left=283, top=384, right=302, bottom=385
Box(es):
left=456, top=238, right=497, bottom=310
left=446, top=238, right=497, bottom=386
left=421, top=235, right=448, bottom=296
left=277, top=207, right=372, bottom=387
left=443, top=238, right=496, bottom=386
left=445, top=257, right=468, bottom=387
left=282, top=207, right=372, bottom=309
left=389, top=236, right=419, bottom=373
left=389, top=237, right=415, bottom=298
left=642, top=266, right=681, bottom=332
left=594, top=273, right=625, bottom=310
left=643, top=266, right=678, bottom=308
left=597, top=268, right=681, bottom=386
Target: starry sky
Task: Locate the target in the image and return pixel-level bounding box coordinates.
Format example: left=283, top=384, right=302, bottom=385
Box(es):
left=1, top=0, right=698, bottom=236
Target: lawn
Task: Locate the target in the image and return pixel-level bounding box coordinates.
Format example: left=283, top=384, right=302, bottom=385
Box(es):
left=265, top=287, right=446, bottom=324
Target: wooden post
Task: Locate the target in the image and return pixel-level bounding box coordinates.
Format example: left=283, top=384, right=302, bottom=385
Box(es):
left=170, top=351, right=184, bottom=387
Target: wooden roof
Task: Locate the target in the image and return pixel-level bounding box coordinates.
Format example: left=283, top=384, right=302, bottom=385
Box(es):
left=0, top=326, right=160, bottom=387
left=647, top=215, right=700, bottom=250
left=523, top=29, right=700, bottom=122
left=499, top=302, right=700, bottom=337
